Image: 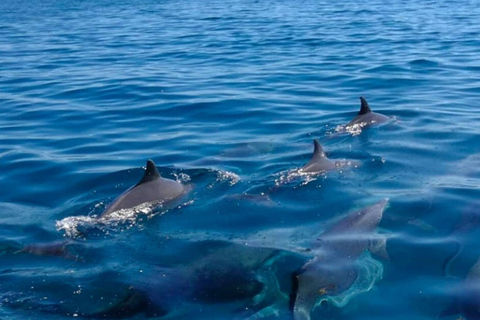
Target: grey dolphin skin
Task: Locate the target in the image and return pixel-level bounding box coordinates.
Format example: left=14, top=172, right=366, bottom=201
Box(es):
left=291, top=199, right=389, bottom=320
left=442, top=256, right=480, bottom=320
left=300, top=139, right=359, bottom=173
left=458, top=258, right=480, bottom=320
left=300, top=139, right=337, bottom=173
left=101, top=160, right=188, bottom=218
left=346, top=96, right=390, bottom=128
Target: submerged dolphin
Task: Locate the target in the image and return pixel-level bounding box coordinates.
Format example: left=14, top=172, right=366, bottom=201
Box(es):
left=101, top=160, right=189, bottom=219
left=291, top=199, right=389, bottom=320
left=346, top=97, right=390, bottom=128
left=441, top=255, right=480, bottom=320
left=87, top=240, right=280, bottom=319
left=15, top=241, right=82, bottom=261
left=300, top=139, right=359, bottom=173
left=455, top=257, right=480, bottom=320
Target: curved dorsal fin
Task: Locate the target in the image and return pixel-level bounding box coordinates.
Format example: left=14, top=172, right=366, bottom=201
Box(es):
left=137, top=159, right=160, bottom=185
left=312, top=139, right=326, bottom=159
left=358, top=96, right=372, bottom=115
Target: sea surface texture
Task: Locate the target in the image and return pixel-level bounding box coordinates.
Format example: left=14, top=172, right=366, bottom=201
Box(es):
left=1, top=0, right=480, bottom=319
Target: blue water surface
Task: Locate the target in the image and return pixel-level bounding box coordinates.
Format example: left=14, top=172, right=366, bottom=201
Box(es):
left=1, top=0, right=480, bottom=319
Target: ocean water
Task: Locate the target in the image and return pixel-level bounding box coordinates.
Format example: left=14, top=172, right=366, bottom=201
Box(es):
left=1, top=0, right=480, bottom=319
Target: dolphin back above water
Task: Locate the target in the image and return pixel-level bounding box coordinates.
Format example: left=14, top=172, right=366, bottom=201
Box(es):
left=101, top=160, right=188, bottom=218
left=346, top=96, right=390, bottom=128
left=291, top=199, right=389, bottom=320
left=300, top=139, right=360, bottom=173
left=300, top=139, right=336, bottom=173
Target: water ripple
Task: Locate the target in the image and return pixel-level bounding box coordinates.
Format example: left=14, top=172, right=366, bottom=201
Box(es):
left=2, top=0, right=480, bottom=319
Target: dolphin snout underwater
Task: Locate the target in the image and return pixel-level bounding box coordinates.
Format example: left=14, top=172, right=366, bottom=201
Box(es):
left=100, top=159, right=190, bottom=219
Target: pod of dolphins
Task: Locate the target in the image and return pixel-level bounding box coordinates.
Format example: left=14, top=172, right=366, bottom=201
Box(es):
left=14, top=97, right=475, bottom=320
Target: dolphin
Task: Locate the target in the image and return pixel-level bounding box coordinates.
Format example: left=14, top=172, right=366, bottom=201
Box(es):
left=100, top=160, right=189, bottom=219
left=86, top=240, right=280, bottom=319
left=291, top=199, right=389, bottom=320
left=440, top=256, right=480, bottom=320
left=346, top=97, right=390, bottom=129
left=457, top=257, right=480, bottom=320
left=15, top=241, right=83, bottom=261
left=300, top=139, right=360, bottom=173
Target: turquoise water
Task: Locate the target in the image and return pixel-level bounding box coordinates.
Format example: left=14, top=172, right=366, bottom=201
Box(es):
left=1, top=0, right=480, bottom=319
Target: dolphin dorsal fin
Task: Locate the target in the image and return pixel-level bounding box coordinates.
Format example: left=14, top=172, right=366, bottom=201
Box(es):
left=137, top=160, right=161, bottom=185
left=312, top=139, right=326, bottom=159
left=358, top=96, right=372, bottom=115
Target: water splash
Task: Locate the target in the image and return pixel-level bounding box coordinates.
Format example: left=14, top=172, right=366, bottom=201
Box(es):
left=210, top=170, right=240, bottom=187
left=55, top=200, right=194, bottom=238
left=334, top=116, right=399, bottom=136
left=274, top=168, right=327, bottom=188
left=172, top=172, right=192, bottom=183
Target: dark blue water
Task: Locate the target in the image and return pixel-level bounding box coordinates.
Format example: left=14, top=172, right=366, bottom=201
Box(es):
left=2, top=0, right=480, bottom=319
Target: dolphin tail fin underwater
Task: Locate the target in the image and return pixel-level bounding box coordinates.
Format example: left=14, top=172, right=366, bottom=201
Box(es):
left=358, top=96, right=372, bottom=115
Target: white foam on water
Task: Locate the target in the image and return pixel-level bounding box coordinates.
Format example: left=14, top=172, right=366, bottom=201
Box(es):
left=213, top=170, right=240, bottom=186
left=274, top=168, right=326, bottom=188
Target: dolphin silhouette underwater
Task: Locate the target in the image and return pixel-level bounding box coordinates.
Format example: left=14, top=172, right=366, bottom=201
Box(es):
left=290, top=199, right=389, bottom=320
left=300, top=139, right=359, bottom=173
left=9, top=202, right=388, bottom=319
left=83, top=240, right=281, bottom=319
left=100, top=159, right=190, bottom=219
left=346, top=96, right=390, bottom=129
left=441, top=251, right=480, bottom=319
left=156, top=200, right=388, bottom=320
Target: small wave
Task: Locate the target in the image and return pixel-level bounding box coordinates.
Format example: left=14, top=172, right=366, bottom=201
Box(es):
left=56, top=195, right=196, bottom=239
left=55, top=206, right=150, bottom=238
left=211, top=170, right=240, bottom=187
left=274, top=168, right=322, bottom=188
left=335, top=123, right=364, bottom=136
left=99, top=202, right=158, bottom=222
left=408, top=59, right=440, bottom=67
left=173, top=172, right=192, bottom=183
left=334, top=116, right=398, bottom=136
left=274, top=163, right=359, bottom=188
left=56, top=203, right=161, bottom=238
left=55, top=215, right=101, bottom=238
